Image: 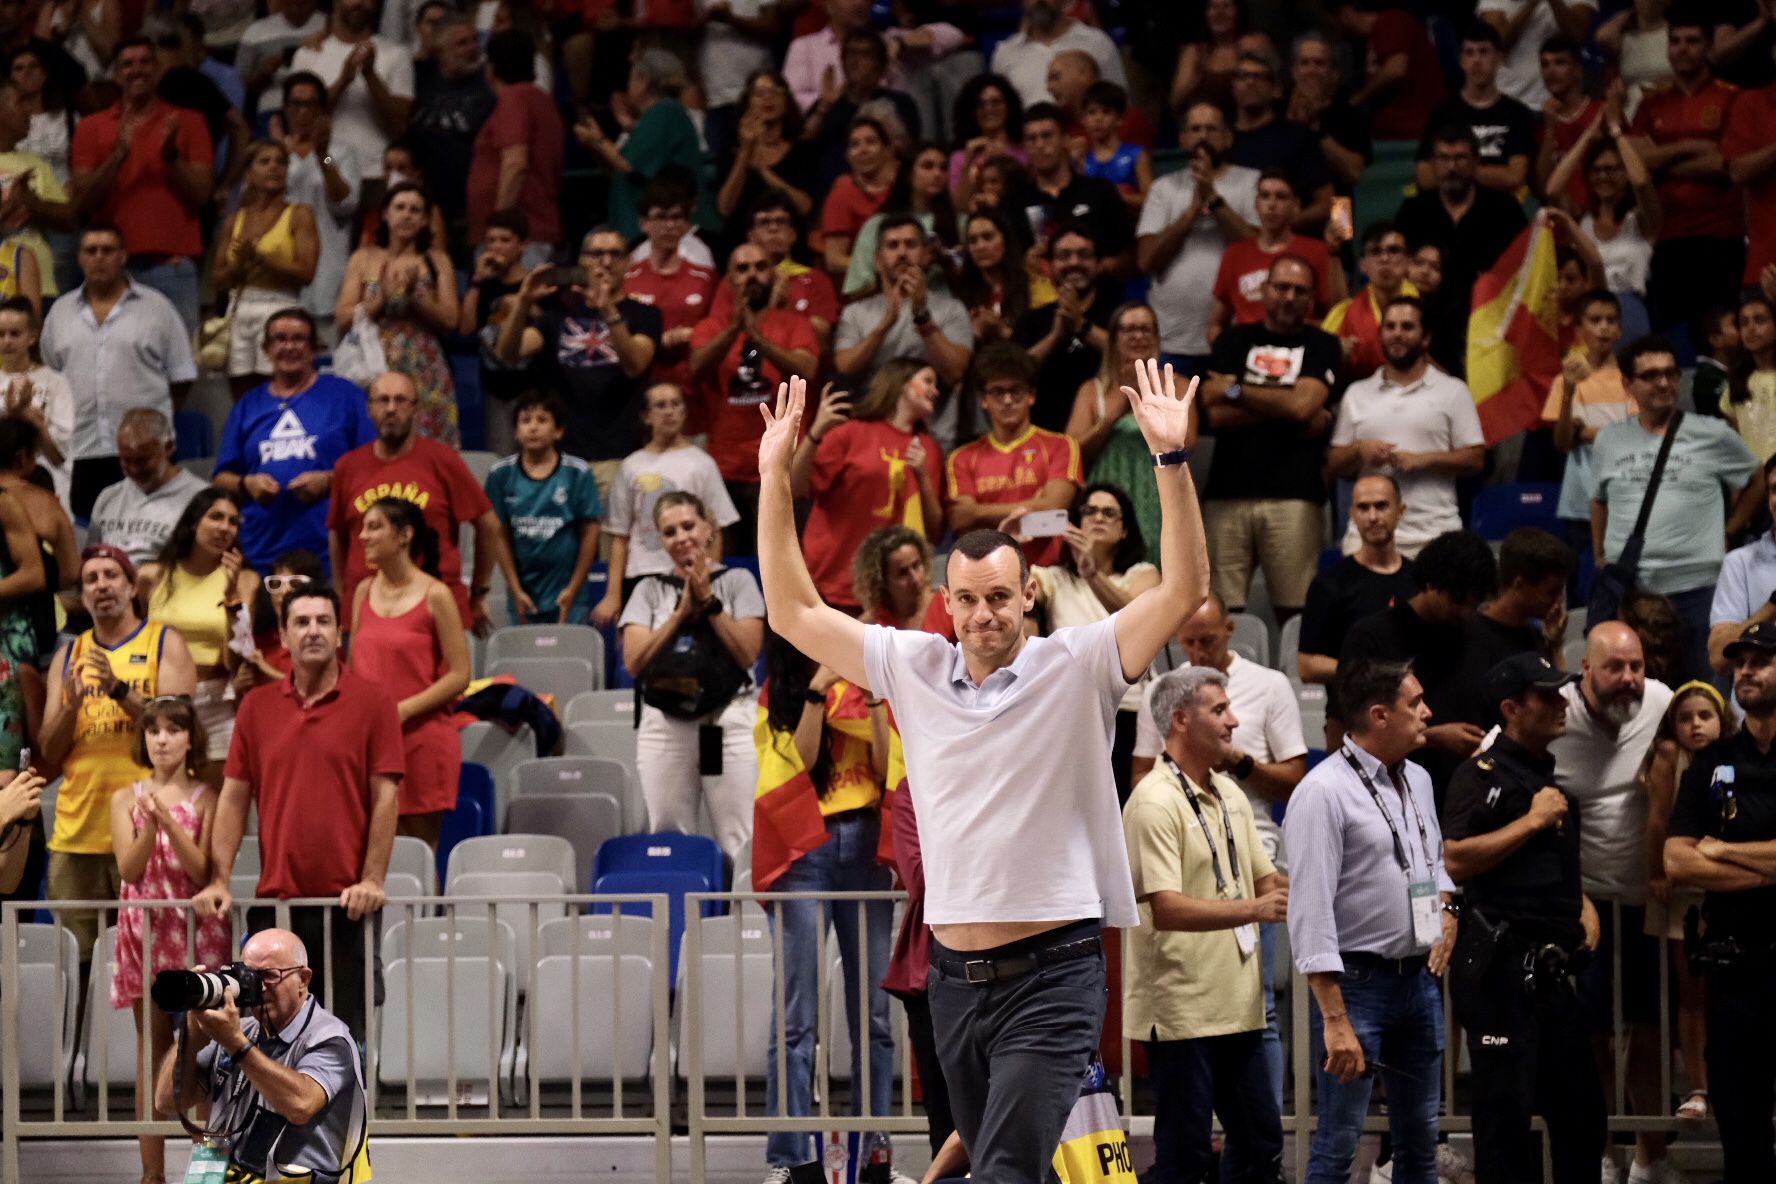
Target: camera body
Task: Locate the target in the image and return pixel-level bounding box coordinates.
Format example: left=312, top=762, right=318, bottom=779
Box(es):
left=151, top=962, right=267, bottom=1012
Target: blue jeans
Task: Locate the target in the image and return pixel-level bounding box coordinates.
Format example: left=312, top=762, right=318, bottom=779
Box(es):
left=764, top=810, right=895, bottom=1167
left=128, top=256, right=200, bottom=334
left=1307, top=963, right=1444, bottom=1184
left=1259, top=921, right=1283, bottom=1108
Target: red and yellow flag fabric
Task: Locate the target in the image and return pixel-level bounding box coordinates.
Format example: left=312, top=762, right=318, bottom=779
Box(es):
left=1466, top=221, right=1562, bottom=445
left=751, top=680, right=900, bottom=890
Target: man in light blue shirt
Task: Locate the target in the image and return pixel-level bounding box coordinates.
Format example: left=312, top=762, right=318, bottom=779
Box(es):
left=1708, top=453, right=1776, bottom=675
left=1284, top=656, right=1456, bottom=1184
left=1592, top=335, right=1759, bottom=682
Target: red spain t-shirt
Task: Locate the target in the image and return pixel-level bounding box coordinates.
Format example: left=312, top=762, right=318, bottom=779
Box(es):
left=227, top=669, right=406, bottom=898
left=945, top=425, right=1083, bottom=567
left=708, top=264, right=839, bottom=329
left=327, top=438, right=493, bottom=624
left=802, top=419, right=944, bottom=608
left=1632, top=78, right=1742, bottom=241
left=690, top=306, right=821, bottom=482
left=1213, top=236, right=1335, bottom=325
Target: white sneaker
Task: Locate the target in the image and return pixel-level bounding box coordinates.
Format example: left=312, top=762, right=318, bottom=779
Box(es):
left=1627, top=1161, right=1689, bottom=1184
left=890, top=1172, right=920, bottom=1184
left=762, top=1169, right=793, bottom=1184
left=1601, top=1155, right=1622, bottom=1184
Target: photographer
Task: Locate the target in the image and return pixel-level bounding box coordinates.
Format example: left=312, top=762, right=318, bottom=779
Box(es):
left=1442, top=653, right=1604, bottom=1184
left=1666, top=622, right=1776, bottom=1182
left=154, top=928, right=369, bottom=1183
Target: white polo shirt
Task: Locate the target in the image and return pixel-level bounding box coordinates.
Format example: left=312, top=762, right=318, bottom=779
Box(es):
left=1546, top=678, right=1672, bottom=904
left=1332, top=364, right=1484, bottom=558
left=864, top=615, right=1138, bottom=928
left=1132, top=653, right=1307, bottom=870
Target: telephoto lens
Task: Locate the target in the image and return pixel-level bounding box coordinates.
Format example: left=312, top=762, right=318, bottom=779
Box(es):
left=150, top=963, right=266, bottom=1012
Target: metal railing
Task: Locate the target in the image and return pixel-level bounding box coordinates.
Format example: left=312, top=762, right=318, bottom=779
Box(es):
left=2, top=893, right=1718, bottom=1182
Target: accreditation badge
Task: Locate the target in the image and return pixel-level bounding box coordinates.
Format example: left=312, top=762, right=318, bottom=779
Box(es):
left=183, top=1142, right=229, bottom=1184
left=1408, top=879, right=1441, bottom=952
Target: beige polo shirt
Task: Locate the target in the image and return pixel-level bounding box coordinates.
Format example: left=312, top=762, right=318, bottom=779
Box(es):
left=1122, top=761, right=1274, bottom=1042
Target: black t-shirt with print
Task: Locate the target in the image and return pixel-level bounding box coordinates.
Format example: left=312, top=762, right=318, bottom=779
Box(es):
left=1205, top=321, right=1340, bottom=503
left=536, top=297, right=664, bottom=461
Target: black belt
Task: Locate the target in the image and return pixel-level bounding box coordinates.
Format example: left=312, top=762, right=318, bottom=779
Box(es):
left=1342, top=951, right=1429, bottom=976
left=934, top=936, right=1102, bottom=986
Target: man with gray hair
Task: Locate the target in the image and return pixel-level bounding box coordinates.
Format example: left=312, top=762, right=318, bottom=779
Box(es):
left=1124, top=664, right=1287, bottom=1184
left=573, top=49, right=702, bottom=242
left=86, top=409, right=206, bottom=567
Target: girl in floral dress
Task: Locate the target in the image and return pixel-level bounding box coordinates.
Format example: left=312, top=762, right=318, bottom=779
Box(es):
left=109, top=696, right=230, bottom=1184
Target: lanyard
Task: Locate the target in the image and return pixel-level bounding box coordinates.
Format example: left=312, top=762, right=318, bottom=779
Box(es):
left=1340, top=745, right=1435, bottom=876
left=1163, top=754, right=1242, bottom=894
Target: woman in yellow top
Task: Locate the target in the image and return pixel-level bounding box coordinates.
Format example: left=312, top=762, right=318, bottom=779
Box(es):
left=210, top=139, right=318, bottom=397
left=139, top=489, right=257, bottom=784
left=752, top=634, right=898, bottom=1177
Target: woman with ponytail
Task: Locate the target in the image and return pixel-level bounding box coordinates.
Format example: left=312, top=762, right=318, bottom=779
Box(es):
left=348, top=496, right=470, bottom=848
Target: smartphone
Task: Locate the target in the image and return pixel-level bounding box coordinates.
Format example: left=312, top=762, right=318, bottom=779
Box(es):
left=1331, top=196, right=1353, bottom=241
left=1021, top=509, right=1071, bottom=538
left=698, top=724, right=723, bottom=777
left=16, top=747, right=28, bottom=772
left=551, top=265, right=589, bottom=288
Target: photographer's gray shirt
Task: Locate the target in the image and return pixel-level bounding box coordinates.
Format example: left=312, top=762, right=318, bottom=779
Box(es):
left=196, top=995, right=364, bottom=1179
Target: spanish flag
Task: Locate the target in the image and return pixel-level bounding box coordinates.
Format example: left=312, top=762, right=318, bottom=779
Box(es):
left=752, top=681, right=887, bottom=890
left=1466, top=221, right=1561, bottom=445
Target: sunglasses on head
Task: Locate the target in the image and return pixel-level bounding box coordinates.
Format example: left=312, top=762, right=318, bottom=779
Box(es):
left=265, top=575, right=313, bottom=594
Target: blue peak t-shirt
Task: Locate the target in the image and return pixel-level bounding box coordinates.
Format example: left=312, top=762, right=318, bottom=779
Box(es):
left=215, top=374, right=373, bottom=570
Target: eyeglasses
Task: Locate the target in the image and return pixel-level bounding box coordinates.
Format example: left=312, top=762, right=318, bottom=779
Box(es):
left=265, top=575, right=313, bottom=594
left=981, top=384, right=1029, bottom=401
left=1079, top=505, right=1122, bottom=521
left=255, top=966, right=305, bottom=987
left=1633, top=366, right=1681, bottom=384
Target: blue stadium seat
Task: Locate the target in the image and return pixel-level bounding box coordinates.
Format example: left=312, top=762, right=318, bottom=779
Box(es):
left=589, top=869, right=715, bottom=983
left=1471, top=483, right=1562, bottom=542
left=437, top=796, right=487, bottom=887
left=459, top=762, right=496, bottom=831
left=173, top=409, right=213, bottom=461
left=591, top=832, right=723, bottom=891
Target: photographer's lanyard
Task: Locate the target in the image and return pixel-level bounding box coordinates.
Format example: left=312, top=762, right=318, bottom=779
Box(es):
left=1341, top=745, right=1442, bottom=951
left=1163, top=755, right=1258, bottom=959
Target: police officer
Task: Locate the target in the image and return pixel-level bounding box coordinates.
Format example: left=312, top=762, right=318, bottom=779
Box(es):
left=1441, top=653, right=1605, bottom=1184
left=1666, top=622, right=1776, bottom=1183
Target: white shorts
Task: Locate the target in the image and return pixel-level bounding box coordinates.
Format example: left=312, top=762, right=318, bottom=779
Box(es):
left=192, top=675, right=235, bottom=760
left=228, top=286, right=306, bottom=378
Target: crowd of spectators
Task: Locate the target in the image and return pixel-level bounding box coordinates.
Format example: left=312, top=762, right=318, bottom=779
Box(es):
left=10, top=0, right=1776, bottom=1180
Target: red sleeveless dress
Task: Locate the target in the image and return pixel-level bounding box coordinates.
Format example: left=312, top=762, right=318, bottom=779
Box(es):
left=349, top=593, right=461, bottom=815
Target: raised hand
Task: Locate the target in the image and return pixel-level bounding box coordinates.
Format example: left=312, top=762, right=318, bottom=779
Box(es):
left=757, top=375, right=808, bottom=479
left=809, top=382, right=851, bottom=439
left=1120, top=357, right=1197, bottom=454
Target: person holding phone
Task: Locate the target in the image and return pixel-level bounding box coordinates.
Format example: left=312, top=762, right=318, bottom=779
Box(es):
left=140, top=489, right=257, bottom=786
left=1025, top=482, right=1159, bottom=795
left=946, top=342, right=1082, bottom=568
left=496, top=227, right=661, bottom=506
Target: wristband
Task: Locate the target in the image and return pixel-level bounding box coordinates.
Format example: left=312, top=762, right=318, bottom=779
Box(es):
left=471, top=585, right=491, bottom=598
left=108, top=680, right=130, bottom=703
left=1151, top=447, right=1191, bottom=468
left=1231, top=753, right=1256, bottom=780
left=803, top=688, right=826, bottom=706
left=1321, top=1011, right=1347, bottom=1022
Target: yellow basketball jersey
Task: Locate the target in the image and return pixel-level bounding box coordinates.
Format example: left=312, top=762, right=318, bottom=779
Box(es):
left=1053, top=1055, right=1137, bottom=1184
left=51, top=622, right=165, bottom=854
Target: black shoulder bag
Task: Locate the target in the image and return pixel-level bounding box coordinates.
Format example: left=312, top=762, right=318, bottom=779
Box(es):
left=635, top=574, right=749, bottom=721
left=1587, top=411, right=1683, bottom=626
